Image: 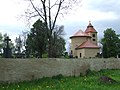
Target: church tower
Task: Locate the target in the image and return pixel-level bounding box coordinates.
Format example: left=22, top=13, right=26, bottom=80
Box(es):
left=70, top=21, right=100, bottom=58
left=85, top=21, right=98, bottom=45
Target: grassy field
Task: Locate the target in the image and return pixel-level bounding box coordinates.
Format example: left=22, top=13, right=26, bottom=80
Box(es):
left=0, top=69, right=120, bottom=90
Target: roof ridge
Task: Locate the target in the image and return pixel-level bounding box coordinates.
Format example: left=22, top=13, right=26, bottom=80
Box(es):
left=76, top=40, right=100, bottom=49
left=85, top=21, right=97, bottom=33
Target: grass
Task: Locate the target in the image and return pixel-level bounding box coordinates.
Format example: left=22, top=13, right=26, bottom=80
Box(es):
left=0, top=69, right=120, bottom=90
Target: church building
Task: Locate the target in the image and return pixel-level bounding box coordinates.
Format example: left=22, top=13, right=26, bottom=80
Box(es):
left=70, top=22, right=100, bottom=58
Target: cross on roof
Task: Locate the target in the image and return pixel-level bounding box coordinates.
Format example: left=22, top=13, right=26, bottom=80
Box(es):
left=89, top=20, right=91, bottom=23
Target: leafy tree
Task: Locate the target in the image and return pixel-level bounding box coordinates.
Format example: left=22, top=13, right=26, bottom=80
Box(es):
left=26, top=19, right=47, bottom=58
left=24, top=0, right=81, bottom=57
left=101, top=28, right=120, bottom=58
left=15, top=36, right=23, bottom=54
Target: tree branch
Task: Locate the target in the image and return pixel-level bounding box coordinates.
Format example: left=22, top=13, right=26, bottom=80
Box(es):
left=29, top=0, right=45, bottom=21
left=48, top=0, right=52, bottom=30
left=52, top=0, right=64, bottom=30
left=50, top=0, right=59, bottom=9
left=40, top=0, right=48, bottom=30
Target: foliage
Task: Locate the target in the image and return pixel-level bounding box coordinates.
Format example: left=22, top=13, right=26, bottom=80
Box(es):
left=50, top=25, right=66, bottom=57
left=101, top=28, right=120, bottom=58
left=26, top=19, right=66, bottom=58
left=26, top=19, right=47, bottom=58
left=0, top=69, right=120, bottom=90
left=51, top=37, right=66, bottom=57
left=102, top=43, right=108, bottom=58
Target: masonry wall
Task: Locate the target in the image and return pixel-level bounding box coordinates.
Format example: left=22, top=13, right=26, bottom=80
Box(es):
left=0, top=58, right=120, bottom=83
left=71, top=37, right=88, bottom=57
left=84, top=48, right=100, bottom=58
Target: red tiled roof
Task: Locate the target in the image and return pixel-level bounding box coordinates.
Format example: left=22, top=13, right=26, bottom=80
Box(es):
left=85, top=22, right=97, bottom=33
left=76, top=40, right=100, bottom=49
left=70, top=30, right=91, bottom=38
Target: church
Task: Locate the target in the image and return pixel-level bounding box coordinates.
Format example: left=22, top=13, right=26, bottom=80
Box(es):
left=70, top=22, right=100, bottom=58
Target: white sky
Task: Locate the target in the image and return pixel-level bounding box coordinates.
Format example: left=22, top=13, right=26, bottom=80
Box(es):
left=0, top=0, right=120, bottom=44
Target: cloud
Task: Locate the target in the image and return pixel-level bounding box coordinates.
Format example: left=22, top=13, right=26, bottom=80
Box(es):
left=0, top=24, right=27, bottom=43
left=0, top=0, right=29, bottom=42
left=84, top=0, right=120, bottom=16
left=81, top=0, right=120, bottom=39
left=62, top=0, right=120, bottom=41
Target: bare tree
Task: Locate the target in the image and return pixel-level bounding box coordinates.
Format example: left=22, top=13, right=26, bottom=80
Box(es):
left=24, top=0, right=81, bottom=57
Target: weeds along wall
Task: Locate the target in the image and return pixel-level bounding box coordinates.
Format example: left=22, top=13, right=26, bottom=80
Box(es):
left=0, top=58, right=120, bottom=83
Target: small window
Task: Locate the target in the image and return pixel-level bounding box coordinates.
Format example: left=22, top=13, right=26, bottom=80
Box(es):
left=93, top=39, right=96, bottom=41
left=71, top=50, right=73, bottom=54
left=80, top=53, right=82, bottom=57
left=92, top=34, right=95, bottom=37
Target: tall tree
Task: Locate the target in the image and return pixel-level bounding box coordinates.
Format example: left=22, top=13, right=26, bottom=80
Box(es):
left=26, top=19, right=47, bottom=58
left=101, top=28, right=120, bottom=58
left=24, top=0, right=81, bottom=57
left=15, top=35, right=23, bottom=54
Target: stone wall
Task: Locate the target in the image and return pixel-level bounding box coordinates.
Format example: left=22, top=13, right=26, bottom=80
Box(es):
left=0, top=58, right=120, bottom=83
left=85, top=58, right=120, bottom=71
left=0, top=58, right=89, bottom=83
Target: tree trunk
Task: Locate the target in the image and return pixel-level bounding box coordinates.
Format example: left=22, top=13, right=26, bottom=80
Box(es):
left=38, top=50, right=42, bottom=58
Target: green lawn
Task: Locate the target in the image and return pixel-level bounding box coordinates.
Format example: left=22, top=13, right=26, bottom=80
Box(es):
left=0, top=69, right=120, bottom=90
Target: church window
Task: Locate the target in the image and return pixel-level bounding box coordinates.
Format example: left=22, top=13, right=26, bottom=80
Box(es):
left=92, top=34, right=95, bottom=37
left=93, top=39, right=96, bottom=41
left=71, top=50, right=73, bottom=54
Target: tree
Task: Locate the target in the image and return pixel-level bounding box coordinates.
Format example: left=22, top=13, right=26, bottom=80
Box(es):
left=102, top=43, right=108, bottom=58
left=51, top=25, right=66, bottom=57
left=24, top=0, right=81, bottom=57
left=15, top=36, right=23, bottom=54
left=26, top=19, right=47, bottom=58
left=101, top=28, right=120, bottom=58
left=21, top=31, right=28, bottom=49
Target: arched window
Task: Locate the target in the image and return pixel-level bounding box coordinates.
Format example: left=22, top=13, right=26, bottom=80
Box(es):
left=93, top=39, right=96, bottom=41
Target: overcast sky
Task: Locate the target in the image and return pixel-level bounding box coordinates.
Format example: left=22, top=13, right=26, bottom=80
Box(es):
left=0, top=0, right=120, bottom=44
